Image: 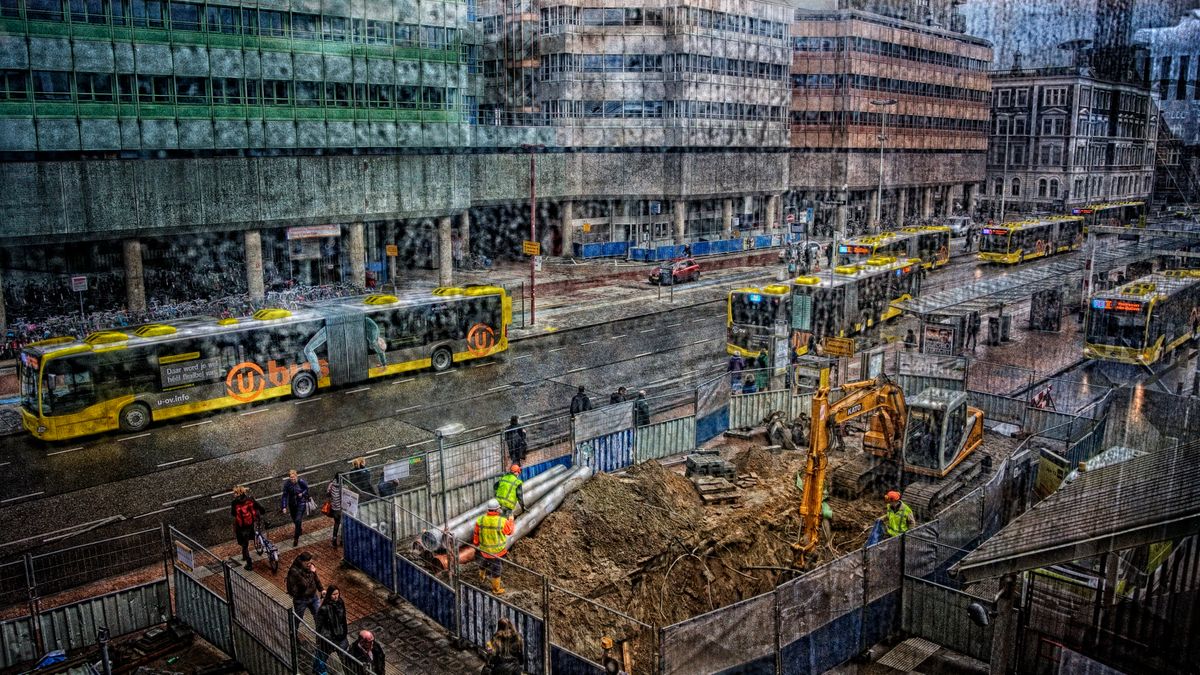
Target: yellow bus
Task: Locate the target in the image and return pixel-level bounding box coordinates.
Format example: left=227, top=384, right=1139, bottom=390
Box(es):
left=1083, top=270, right=1200, bottom=366
left=837, top=226, right=950, bottom=270
left=726, top=285, right=791, bottom=359
left=790, top=256, right=922, bottom=354
left=1072, top=200, right=1146, bottom=231
left=978, top=216, right=1084, bottom=264
left=18, top=286, right=511, bottom=441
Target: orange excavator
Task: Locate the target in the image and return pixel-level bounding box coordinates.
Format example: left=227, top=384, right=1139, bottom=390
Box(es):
left=793, top=375, right=985, bottom=565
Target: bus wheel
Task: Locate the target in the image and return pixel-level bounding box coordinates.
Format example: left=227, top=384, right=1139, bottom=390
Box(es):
left=431, top=347, right=453, bottom=372
left=119, top=402, right=152, bottom=433
left=291, top=372, right=317, bottom=399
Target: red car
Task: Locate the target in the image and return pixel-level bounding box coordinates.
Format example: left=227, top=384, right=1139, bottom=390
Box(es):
left=649, top=258, right=700, bottom=285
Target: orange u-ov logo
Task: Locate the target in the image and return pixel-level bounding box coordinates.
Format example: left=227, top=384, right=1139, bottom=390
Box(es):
left=466, top=323, right=497, bottom=357
left=226, top=362, right=266, bottom=403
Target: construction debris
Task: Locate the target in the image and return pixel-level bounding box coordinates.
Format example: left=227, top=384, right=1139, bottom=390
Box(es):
left=691, top=476, right=741, bottom=505
left=684, top=450, right=737, bottom=480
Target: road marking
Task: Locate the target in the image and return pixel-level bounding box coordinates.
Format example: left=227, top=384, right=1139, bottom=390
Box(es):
left=182, top=419, right=212, bottom=429
left=488, top=385, right=511, bottom=392
left=119, top=433, right=152, bottom=442
left=1, top=491, right=44, bottom=504
left=46, top=447, right=83, bottom=457
left=165, top=494, right=205, bottom=506
left=690, top=318, right=707, bottom=323
left=511, top=354, right=532, bottom=360
left=638, top=328, right=656, bottom=333
left=39, top=516, right=124, bottom=544
left=371, top=444, right=397, bottom=453
left=294, top=397, right=324, bottom=405
left=157, top=457, right=193, bottom=468
left=610, top=334, right=627, bottom=339
left=567, top=367, right=587, bottom=373
left=393, top=378, right=415, bottom=385
left=303, top=458, right=343, bottom=471
left=549, top=347, right=566, bottom=352
left=133, top=507, right=175, bottom=520
left=344, top=386, right=371, bottom=394
left=240, top=408, right=269, bottom=416
left=209, top=491, right=232, bottom=500
left=472, top=361, right=497, bottom=368
left=435, top=370, right=455, bottom=376
left=666, top=323, right=682, bottom=328
left=580, top=340, right=600, bottom=345
left=633, top=352, right=654, bottom=358
left=362, top=452, right=381, bottom=461
left=395, top=404, right=422, bottom=413
left=408, top=438, right=436, bottom=447
left=0, top=461, right=9, bottom=467
left=647, top=378, right=671, bottom=386
left=286, top=429, right=316, bottom=439
left=462, top=425, right=487, bottom=435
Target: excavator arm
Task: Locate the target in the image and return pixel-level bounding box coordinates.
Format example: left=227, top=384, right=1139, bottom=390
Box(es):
left=794, top=375, right=908, bottom=564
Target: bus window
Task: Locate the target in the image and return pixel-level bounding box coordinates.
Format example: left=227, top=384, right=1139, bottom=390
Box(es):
left=731, top=293, right=779, bottom=327
left=1086, top=307, right=1146, bottom=348
left=427, top=303, right=461, bottom=341
left=979, top=230, right=1009, bottom=253
left=460, top=296, right=501, bottom=334
left=42, top=356, right=97, bottom=415
left=18, top=359, right=38, bottom=413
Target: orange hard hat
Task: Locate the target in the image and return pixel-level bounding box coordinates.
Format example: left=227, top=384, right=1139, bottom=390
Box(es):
left=885, top=491, right=901, bottom=502
left=510, top=464, right=521, bottom=474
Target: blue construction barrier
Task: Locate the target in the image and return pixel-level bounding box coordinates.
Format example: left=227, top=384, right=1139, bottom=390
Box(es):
left=860, top=592, right=900, bottom=652
left=521, top=454, right=572, bottom=482
left=395, top=554, right=456, bottom=633
left=781, top=609, right=863, bottom=675
left=603, top=241, right=630, bottom=257
left=573, top=241, right=630, bottom=258
left=577, top=429, right=634, bottom=473
left=690, top=240, right=712, bottom=256
left=551, top=646, right=607, bottom=675
left=753, top=235, right=773, bottom=249
left=628, top=247, right=652, bottom=261
left=342, top=515, right=394, bottom=592
left=696, top=408, right=730, bottom=444
left=458, top=584, right=544, bottom=675
left=715, top=656, right=776, bottom=675
left=656, top=244, right=685, bottom=260
left=573, top=242, right=604, bottom=258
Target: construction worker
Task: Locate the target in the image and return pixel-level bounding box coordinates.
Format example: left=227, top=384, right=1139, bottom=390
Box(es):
left=494, top=465, right=526, bottom=517
left=474, top=499, right=515, bottom=594
left=882, top=491, right=917, bottom=537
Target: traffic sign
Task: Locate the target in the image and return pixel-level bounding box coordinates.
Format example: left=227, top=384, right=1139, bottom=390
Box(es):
left=70, top=275, right=87, bottom=292
left=823, top=337, right=855, bottom=358
left=582, top=222, right=592, bottom=233
left=385, top=244, right=398, bottom=257
left=786, top=213, right=796, bottom=224
left=523, top=240, right=541, bottom=256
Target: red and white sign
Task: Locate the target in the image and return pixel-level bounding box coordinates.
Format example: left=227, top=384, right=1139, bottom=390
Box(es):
left=286, top=224, right=342, bottom=240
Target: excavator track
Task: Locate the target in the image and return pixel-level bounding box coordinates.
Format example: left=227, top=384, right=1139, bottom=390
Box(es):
left=903, top=453, right=994, bottom=521
left=831, top=455, right=888, bottom=499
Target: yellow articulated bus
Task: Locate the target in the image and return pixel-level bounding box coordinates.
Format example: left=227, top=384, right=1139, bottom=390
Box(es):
left=18, top=286, right=511, bottom=441
left=1073, top=200, right=1146, bottom=232
left=790, top=256, right=922, bottom=355
left=837, top=226, right=951, bottom=270
left=1084, top=270, right=1200, bottom=366
left=978, top=216, right=1084, bottom=264
left=726, top=284, right=791, bottom=359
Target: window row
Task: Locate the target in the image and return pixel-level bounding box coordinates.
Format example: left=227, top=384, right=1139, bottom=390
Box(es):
left=7, top=0, right=463, bottom=50
left=791, top=35, right=989, bottom=72
left=536, top=6, right=663, bottom=30
left=532, top=52, right=786, bottom=81
left=539, top=99, right=785, bottom=121
left=789, top=109, right=988, bottom=133
left=1, top=70, right=458, bottom=109
left=791, top=72, right=988, bottom=103
left=676, top=7, right=787, bottom=39
left=993, top=87, right=1029, bottom=108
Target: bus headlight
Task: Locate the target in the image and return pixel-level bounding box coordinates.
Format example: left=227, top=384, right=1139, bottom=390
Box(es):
left=36, top=426, right=47, bottom=434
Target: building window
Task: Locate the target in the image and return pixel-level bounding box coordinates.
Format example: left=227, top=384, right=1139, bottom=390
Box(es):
left=1049, top=179, right=1059, bottom=199
left=136, top=74, right=171, bottom=102
left=27, top=0, right=63, bottom=21
left=1, top=0, right=22, bottom=17
left=1044, top=87, right=1067, bottom=107
left=1038, top=179, right=1047, bottom=197
left=32, top=70, right=71, bottom=101
left=131, top=0, right=164, bottom=27
left=993, top=179, right=1002, bottom=196
left=206, top=4, right=237, bottom=33
left=212, top=77, right=242, bottom=104
left=76, top=71, right=113, bottom=101
left=1014, top=117, right=1027, bottom=135
left=997, top=89, right=1010, bottom=107
left=1011, top=178, right=1020, bottom=196
left=0, top=70, right=28, bottom=100
left=1015, top=88, right=1028, bottom=106
left=175, top=75, right=207, bottom=103
left=1074, top=178, right=1084, bottom=198
left=168, top=1, right=200, bottom=30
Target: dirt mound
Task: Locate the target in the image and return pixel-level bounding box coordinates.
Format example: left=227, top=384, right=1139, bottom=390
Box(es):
left=731, top=445, right=784, bottom=478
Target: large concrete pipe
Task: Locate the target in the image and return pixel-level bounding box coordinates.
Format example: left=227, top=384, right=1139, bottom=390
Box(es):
left=420, top=464, right=569, bottom=552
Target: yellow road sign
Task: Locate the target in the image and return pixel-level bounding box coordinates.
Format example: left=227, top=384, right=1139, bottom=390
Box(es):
left=523, top=240, right=541, bottom=256
left=385, top=244, right=398, bottom=257
left=822, top=337, right=855, bottom=358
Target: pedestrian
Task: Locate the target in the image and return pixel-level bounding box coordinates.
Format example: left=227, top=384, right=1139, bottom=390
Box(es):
left=609, top=386, right=629, bottom=404
left=231, top=485, right=265, bottom=571
left=285, top=552, right=323, bottom=624
left=314, top=585, right=348, bottom=674
left=473, top=499, right=515, bottom=594
left=494, top=465, right=526, bottom=517
left=503, top=416, right=528, bottom=467
left=683, top=244, right=692, bottom=257
left=755, top=353, right=769, bottom=391
left=825, top=243, right=834, bottom=268
left=967, top=313, right=980, bottom=351
left=483, top=617, right=526, bottom=675
left=728, top=353, right=746, bottom=386
left=904, top=329, right=917, bottom=350
left=348, top=630, right=385, bottom=675
left=741, top=373, right=757, bottom=394
left=377, top=475, right=398, bottom=497
left=881, top=491, right=917, bottom=537
left=633, top=390, right=650, bottom=427
left=281, top=469, right=311, bottom=547
left=325, top=474, right=343, bottom=548
left=346, top=456, right=373, bottom=495
left=570, top=386, right=591, bottom=416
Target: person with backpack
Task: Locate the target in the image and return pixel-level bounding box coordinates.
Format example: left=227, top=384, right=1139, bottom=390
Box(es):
left=231, top=486, right=265, bottom=571
left=569, top=386, right=591, bottom=416
left=503, top=416, right=528, bottom=467
left=280, top=469, right=310, bottom=547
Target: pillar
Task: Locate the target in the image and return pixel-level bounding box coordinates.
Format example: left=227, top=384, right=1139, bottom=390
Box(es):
left=922, top=187, right=934, bottom=219
left=458, top=210, right=471, bottom=259
left=673, top=199, right=686, bottom=244
left=722, top=198, right=733, bottom=238
left=437, top=216, right=453, bottom=286
left=897, top=188, right=908, bottom=228
left=244, top=229, right=265, bottom=302
left=123, top=238, right=146, bottom=313
left=385, top=222, right=397, bottom=288
left=347, top=221, right=365, bottom=288
left=766, top=193, right=780, bottom=230
left=965, top=183, right=978, bottom=215
left=942, top=186, right=954, bottom=217
left=868, top=191, right=880, bottom=231
left=561, top=200, right=575, bottom=256
left=0, top=266, right=6, bottom=334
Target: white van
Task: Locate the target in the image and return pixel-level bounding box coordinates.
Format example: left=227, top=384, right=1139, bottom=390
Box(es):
left=944, top=216, right=973, bottom=237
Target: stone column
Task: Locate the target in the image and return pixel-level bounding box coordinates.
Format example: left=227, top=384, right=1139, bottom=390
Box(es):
left=244, top=229, right=265, bottom=302
left=560, top=200, right=575, bottom=256
left=722, top=198, right=733, bottom=238
left=347, top=221, right=366, bottom=288
left=123, top=238, right=146, bottom=313
left=673, top=199, right=686, bottom=244
left=942, top=186, right=954, bottom=217
left=0, top=266, right=6, bottom=334
left=868, top=191, right=880, bottom=231
left=965, top=183, right=977, bottom=215
left=897, top=188, right=908, bottom=228
left=459, top=210, right=471, bottom=259
left=921, top=187, right=934, bottom=219
left=766, top=193, right=780, bottom=230
left=437, top=216, right=453, bottom=286
left=385, top=222, right=397, bottom=288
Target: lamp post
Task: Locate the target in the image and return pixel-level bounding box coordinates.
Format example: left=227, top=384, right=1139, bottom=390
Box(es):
left=870, top=98, right=898, bottom=233
left=998, top=116, right=1011, bottom=225
left=522, top=143, right=545, bottom=324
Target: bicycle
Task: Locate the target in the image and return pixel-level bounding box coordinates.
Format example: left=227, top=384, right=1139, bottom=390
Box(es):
left=253, top=518, right=280, bottom=574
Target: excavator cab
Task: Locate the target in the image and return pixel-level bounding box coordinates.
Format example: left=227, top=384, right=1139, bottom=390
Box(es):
left=902, top=388, right=972, bottom=476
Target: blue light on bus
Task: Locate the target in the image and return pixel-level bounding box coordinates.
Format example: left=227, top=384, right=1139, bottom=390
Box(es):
left=1091, top=298, right=1107, bottom=310
left=838, top=245, right=848, bottom=253
left=982, top=228, right=991, bottom=235
left=748, top=293, right=762, bottom=303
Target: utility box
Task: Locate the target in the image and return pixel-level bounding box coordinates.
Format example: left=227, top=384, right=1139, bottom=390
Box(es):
left=1000, top=314, right=1012, bottom=342
left=987, top=317, right=1001, bottom=346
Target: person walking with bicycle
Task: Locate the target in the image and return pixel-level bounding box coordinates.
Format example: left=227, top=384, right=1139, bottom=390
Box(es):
left=231, top=486, right=265, bottom=571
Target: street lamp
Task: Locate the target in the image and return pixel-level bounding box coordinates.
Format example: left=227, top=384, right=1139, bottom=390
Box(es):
left=522, top=143, right=546, bottom=324
left=870, top=98, right=898, bottom=233
left=998, top=116, right=1012, bottom=225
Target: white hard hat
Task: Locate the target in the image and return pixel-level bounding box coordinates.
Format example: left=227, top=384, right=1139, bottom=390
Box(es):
left=487, top=499, right=500, bottom=510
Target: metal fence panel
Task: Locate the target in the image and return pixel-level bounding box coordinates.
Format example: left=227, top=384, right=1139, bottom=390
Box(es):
left=433, top=476, right=496, bottom=527
left=231, top=621, right=291, bottom=675
left=578, top=429, right=634, bottom=473
left=574, top=402, right=633, bottom=444
left=696, top=407, right=729, bottom=444
left=778, top=553, right=864, bottom=674
left=551, top=646, right=607, bottom=675
left=342, top=514, right=395, bottom=592
left=0, top=560, right=27, bottom=612
left=228, top=569, right=293, bottom=667
left=395, top=485, right=431, bottom=541
left=1025, top=408, right=1085, bottom=440
left=39, top=579, right=168, bottom=653
left=864, top=537, right=902, bottom=603
left=431, top=434, right=504, bottom=493
left=30, top=529, right=162, bottom=599
left=902, top=577, right=993, bottom=662
left=636, top=416, right=696, bottom=462
left=174, top=568, right=232, bottom=656
left=967, top=390, right=1026, bottom=426
left=295, top=611, right=364, bottom=675
left=661, top=592, right=776, bottom=675
left=395, top=554, right=455, bottom=633
left=728, top=389, right=788, bottom=429
left=457, top=583, right=544, bottom=675
left=0, top=616, right=36, bottom=668
left=897, top=374, right=964, bottom=398
left=697, top=373, right=730, bottom=419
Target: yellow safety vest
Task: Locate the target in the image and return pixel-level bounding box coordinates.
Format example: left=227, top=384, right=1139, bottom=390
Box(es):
left=884, top=502, right=914, bottom=537
left=476, top=513, right=509, bottom=556
left=495, top=474, right=523, bottom=511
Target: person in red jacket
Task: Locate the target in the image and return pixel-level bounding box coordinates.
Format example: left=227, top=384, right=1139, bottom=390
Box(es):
left=473, top=499, right=515, bottom=595
left=230, top=486, right=265, bottom=570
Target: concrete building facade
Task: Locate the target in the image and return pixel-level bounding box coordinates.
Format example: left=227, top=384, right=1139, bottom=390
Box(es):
left=980, top=63, right=1157, bottom=217
left=1135, top=9, right=1200, bottom=204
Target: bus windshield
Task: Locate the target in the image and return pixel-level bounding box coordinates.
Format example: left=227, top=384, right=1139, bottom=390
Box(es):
left=1086, top=306, right=1147, bottom=348
left=18, top=356, right=38, bottom=413
left=40, top=356, right=98, bottom=416
left=979, top=231, right=1010, bottom=253
left=730, top=293, right=783, bottom=327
